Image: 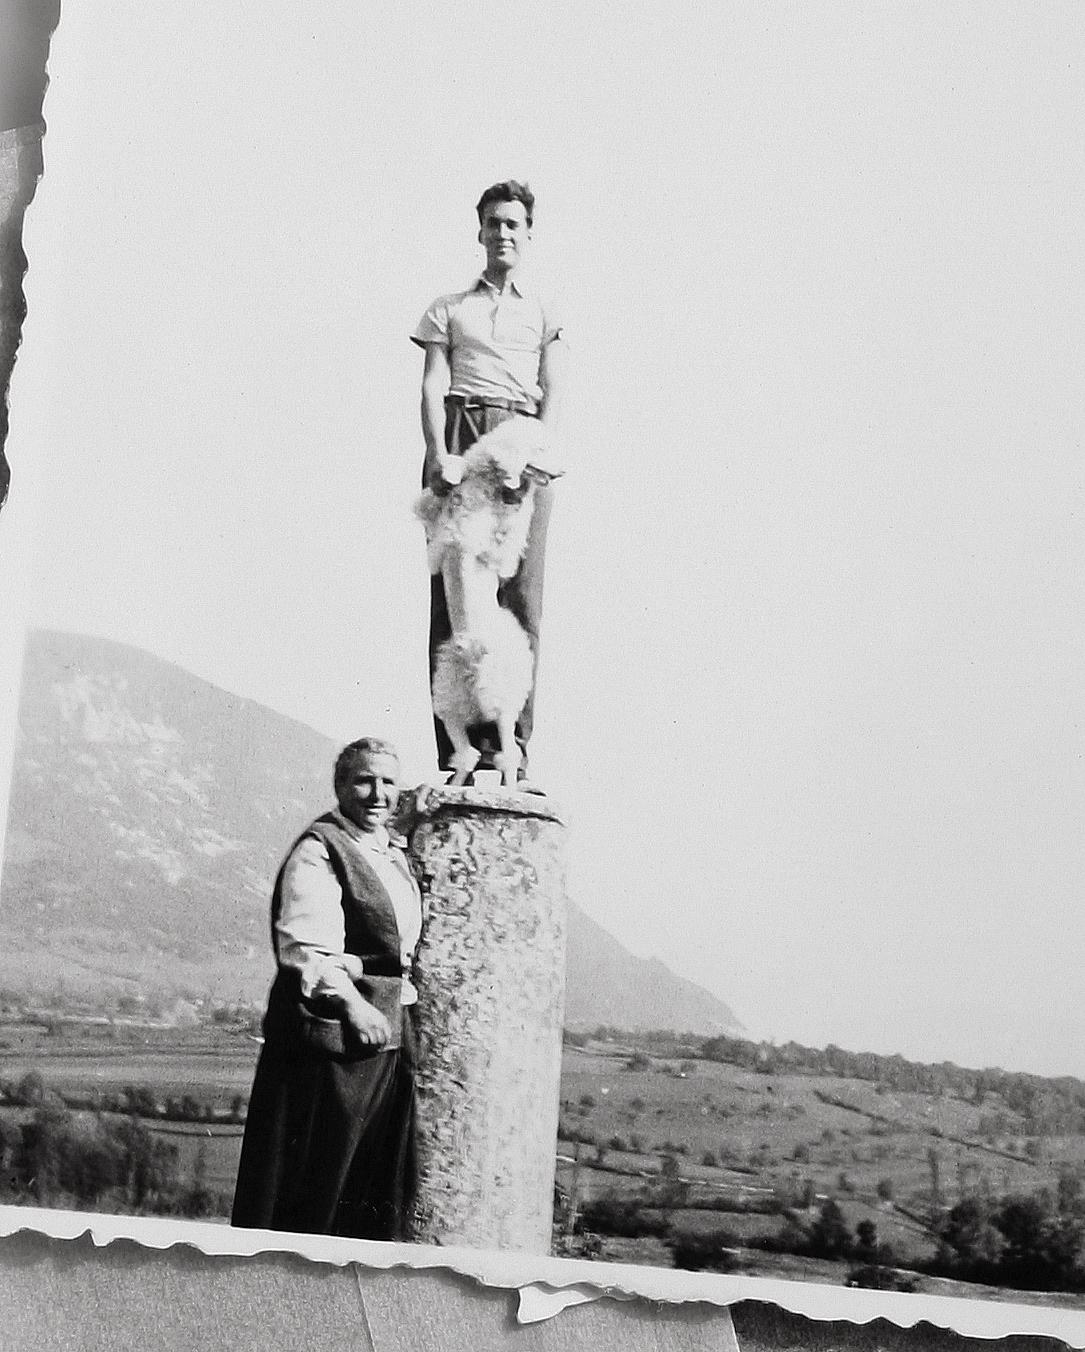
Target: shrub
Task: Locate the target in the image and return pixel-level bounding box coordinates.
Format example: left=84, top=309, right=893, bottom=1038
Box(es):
left=846, top=1265, right=917, bottom=1292
left=579, top=1194, right=669, bottom=1239
left=178, top=1094, right=205, bottom=1122
left=752, top=1216, right=811, bottom=1254
left=930, top=1191, right=1085, bottom=1292
left=0, top=1115, right=21, bottom=1168
left=669, top=1228, right=739, bottom=1273
left=121, top=1084, right=158, bottom=1118
left=657, top=1140, right=688, bottom=1156
left=111, top=1116, right=181, bottom=1209
left=854, top=1219, right=878, bottom=1257
left=808, top=1199, right=853, bottom=1260
left=11, top=1104, right=181, bottom=1210
left=772, top=1175, right=806, bottom=1211
left=936, top=1196, right=1007, bottom=1275
left=14, top=1071, right=45, bottom=1106
left=558, top=1121, right=597, bottom=1147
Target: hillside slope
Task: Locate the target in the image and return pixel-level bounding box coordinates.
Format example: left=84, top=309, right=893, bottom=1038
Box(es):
left=0, top=629, right=743, bottom=1034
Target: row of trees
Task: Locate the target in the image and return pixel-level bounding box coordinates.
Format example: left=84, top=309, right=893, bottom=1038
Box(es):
left=570, top=1173, right=1085, bottom=1295
left=570, top=1025, right=1085, bottom=1136
left=571, top=1189, right=912, bottom=1284
left=699, top=1035, right=1085, bottom=1134
left=1, top=1071, right=246, bottom=1124
left=930, top=1185, right=1085, bottom=1292
left=0, top=1102, right=228, bottom=1217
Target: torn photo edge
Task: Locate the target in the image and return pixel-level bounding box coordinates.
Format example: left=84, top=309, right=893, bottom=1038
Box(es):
left=2, top=9, right=1084, bottom=1347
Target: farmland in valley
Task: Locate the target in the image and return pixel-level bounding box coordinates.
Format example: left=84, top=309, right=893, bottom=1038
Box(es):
left=4, top=1019, right=1085, bottom=1307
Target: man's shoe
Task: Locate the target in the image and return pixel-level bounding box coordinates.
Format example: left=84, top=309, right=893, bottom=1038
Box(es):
left=515, top=771, right=546, bottom=796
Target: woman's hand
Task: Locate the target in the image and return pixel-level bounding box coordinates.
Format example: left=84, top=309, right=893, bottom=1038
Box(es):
left=342, top=993, right=391, bottom=1048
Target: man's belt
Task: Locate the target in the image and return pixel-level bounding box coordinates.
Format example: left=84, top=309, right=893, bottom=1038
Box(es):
left=445, top=393, right=539, bottom=417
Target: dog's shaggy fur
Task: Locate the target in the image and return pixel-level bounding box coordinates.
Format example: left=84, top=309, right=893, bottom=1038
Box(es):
left=416, top=417, right=563, bottom=786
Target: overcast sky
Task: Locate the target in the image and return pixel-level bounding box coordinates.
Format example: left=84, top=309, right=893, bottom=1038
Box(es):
left=2, top=1, right=1083, bottom=1076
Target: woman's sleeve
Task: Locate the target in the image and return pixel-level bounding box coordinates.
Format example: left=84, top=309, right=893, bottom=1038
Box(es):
left=274, top=836, right=365, bottom=1002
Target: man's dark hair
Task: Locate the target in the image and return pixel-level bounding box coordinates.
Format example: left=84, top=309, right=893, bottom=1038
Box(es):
left=334, top=737, right=399, bottom=792
left=476, top=180, right=534, bottom=228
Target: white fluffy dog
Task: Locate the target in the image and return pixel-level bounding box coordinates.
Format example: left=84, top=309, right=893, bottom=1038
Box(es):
left=416, top=417, right=563, bottom=787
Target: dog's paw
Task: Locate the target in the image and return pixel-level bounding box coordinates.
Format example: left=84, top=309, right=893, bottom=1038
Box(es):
left=445, top=745, right=482, bottom=785
left=492, top=749, right=523, bottom=787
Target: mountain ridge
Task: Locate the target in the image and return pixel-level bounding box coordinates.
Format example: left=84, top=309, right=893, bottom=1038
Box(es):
left=0, top=629, right=742, bottom=1036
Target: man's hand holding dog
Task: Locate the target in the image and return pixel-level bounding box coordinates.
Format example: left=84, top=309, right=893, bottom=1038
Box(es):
left=427, top=452, right=464, bottom=497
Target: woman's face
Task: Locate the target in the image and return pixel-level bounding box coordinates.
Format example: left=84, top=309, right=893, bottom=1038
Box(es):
left=336, top=751, right=400, bottom=834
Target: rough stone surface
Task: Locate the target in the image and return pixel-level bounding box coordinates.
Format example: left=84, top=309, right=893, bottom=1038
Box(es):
left=405, top=786, right=567, bottom=1253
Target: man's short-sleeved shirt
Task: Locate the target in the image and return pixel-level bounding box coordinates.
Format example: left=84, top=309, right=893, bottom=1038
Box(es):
left=411, top=275, right=564, bottom=406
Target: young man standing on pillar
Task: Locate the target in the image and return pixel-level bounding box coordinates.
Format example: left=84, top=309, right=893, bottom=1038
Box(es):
left=411, top=180, right=566, bottom=792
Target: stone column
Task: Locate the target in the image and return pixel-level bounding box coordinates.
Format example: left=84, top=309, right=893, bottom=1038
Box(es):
left=405, top=785, right=567, bottom=1253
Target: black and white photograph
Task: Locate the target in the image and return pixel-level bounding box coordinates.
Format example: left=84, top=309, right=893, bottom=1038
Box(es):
left=1, top=1, right=1084, bottom=1338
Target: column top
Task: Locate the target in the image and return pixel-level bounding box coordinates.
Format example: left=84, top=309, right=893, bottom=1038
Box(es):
left=401, top=783, right=565, bottom=828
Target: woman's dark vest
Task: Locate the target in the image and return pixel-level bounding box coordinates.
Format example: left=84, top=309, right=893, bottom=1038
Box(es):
left=262, top=812, right=413, bottom=1054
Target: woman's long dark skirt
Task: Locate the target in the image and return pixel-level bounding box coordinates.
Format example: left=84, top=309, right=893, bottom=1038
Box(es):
left=230, top=1013, right=417, bottom=1240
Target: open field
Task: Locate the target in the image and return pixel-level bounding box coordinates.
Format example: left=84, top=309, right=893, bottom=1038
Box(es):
left=151, top=1122, right=245, bottom=1201
left=560, top=1050, right=1069, bottom=1189
left=0, top=1047, right=259, bottom=1108
left=0, top=1022, right=260, bottom=1109
left=3, top=1025, right=1085, bottom=1303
